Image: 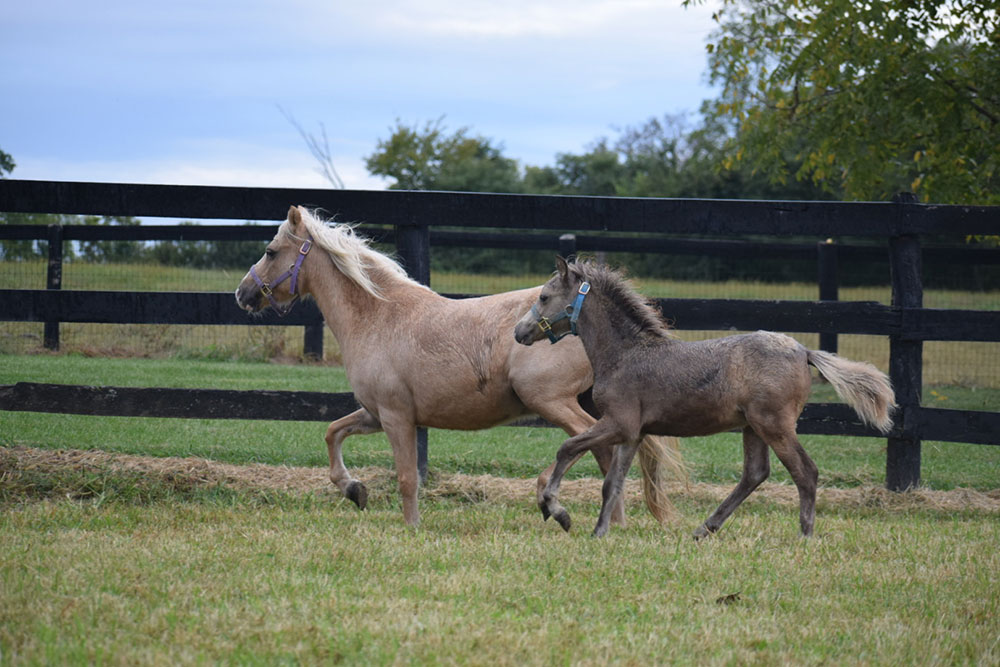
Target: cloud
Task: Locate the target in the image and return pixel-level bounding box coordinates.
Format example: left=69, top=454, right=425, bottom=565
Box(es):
left=377, top=0, right=710, bottom=40
left=14, top=142, right=388, bottom=193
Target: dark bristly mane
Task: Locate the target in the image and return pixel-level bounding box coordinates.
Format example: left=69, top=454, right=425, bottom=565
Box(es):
left=571, top=260, right=672, bottom=341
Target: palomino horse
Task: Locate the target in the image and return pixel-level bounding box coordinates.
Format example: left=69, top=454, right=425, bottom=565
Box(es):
left=235, top=206, right=683, bottom=527
left=515, top=257, right=895, bottom=538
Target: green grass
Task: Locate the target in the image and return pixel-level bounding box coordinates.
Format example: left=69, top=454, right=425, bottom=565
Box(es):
left=2, top=353, right=999, bottom=664
left=1, top=484, right=997, bottom=665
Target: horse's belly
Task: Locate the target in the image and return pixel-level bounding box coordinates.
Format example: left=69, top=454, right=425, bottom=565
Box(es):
left=415, top=388, right=525, bottom=430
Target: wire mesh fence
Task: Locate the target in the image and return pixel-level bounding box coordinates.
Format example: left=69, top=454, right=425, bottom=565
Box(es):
left=2, top=233, right=998, bottom=397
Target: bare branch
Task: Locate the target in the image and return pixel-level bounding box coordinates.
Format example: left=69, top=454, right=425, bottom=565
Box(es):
left=278, top=105, right=346, bottom=189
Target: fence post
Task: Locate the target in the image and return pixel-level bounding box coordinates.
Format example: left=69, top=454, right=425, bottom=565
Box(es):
left=887, top=193, right=922, bottom=491
left=558, top=233, right=577, bottom=260
left=394, top=224, right=431, bottom=483
left=303, top=324, right=323, bottom=360
left=44, top=224, right=63, bottom=350
left=817, top=238, right=839, bottom=354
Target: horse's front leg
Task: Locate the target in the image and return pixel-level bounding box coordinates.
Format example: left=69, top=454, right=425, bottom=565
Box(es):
left=592, top=441, right=640, bottom=538
left=541, top=419, right=623, bottom=532
left=381, top=416, right=421, bottom=527
left=325, top=408, right=382, bottom=509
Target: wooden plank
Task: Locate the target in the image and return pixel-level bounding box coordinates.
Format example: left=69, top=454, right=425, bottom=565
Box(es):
left=0, top=290, right=324, bottom=326
left=901, top=307, right=1000, bottom=342
left=654, top=298, right=898, bottom=335
left=5, top=225, right=997, bottom=265
left=4, top=179, right=998, bottom=236
left=911, top=407, right=1000, bottom=446
left=0, top=382, right=359, bottom=422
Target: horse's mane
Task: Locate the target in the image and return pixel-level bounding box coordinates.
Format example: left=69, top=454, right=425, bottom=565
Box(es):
left=570, top=260, right=672, bottom=341
left=292, top=208, right=416, bottom=299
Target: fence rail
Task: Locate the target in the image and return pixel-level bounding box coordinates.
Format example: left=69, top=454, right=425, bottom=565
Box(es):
left=2, top=179, right=999, bottom=490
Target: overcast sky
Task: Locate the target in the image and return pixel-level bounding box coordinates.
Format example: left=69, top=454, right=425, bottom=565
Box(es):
left=1, top=0, right=720, bottom=192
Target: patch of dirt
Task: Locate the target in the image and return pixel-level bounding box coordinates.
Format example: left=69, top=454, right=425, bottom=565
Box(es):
left=4, top=446, right=999, bottom=513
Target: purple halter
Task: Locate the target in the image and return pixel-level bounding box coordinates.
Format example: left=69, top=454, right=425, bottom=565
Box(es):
left=249, top=237, right=313, bottom=316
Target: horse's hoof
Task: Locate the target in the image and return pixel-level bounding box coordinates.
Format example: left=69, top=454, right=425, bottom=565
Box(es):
left=540, top=504, right=551, bottom=521
left=554, top=509, right=572, bottom=532
left=345, top=481, right=368, bottom=510
left=692, top=524, right=714, bottom=541
left=592, top=525, right=608, bottom=539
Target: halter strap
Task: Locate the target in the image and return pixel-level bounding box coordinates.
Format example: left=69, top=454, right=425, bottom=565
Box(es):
left=532, top=281, right=590, bottom=344
left=250, top=237, right=313, bottom=316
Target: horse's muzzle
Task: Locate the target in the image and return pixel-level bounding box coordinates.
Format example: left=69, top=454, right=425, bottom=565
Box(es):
left=513, top=322, right=537, bottom=346
left=235, top=281, right=262, bottom=312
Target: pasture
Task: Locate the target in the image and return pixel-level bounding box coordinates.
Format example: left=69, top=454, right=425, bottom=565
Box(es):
left=2, top=354, right=1000, bottom=664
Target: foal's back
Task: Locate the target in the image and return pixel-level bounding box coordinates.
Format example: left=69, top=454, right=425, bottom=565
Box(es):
left=603, top=331, right=812, bottom=438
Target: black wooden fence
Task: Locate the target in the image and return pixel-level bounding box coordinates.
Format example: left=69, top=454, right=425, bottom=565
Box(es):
left=2, top=179, right=999, bottom=491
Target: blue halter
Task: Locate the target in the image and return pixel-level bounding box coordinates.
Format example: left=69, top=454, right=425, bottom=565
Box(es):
left=530, top=282, right=591, bottom=344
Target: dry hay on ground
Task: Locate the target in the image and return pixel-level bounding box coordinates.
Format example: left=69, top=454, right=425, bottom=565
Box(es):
left=3, top=446, right=999, bottom=514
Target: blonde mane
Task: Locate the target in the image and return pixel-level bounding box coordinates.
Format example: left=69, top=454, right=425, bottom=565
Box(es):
left=290, top=208, right=416, bottom=299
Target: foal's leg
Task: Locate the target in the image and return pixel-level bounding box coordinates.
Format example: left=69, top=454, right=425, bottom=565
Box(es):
left=541, top=419, right=623, bottom=532
left=532, top=399, right=627, bottom=527
left=694, top=426, right=770, bottom=540
left=325, top=408, right=382, bottom=509
left=592, top=441, right=640, bottom=538
left=762, top=428, right=818, bottom=537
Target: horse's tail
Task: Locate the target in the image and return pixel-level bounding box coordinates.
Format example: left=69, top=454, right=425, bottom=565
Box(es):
left=638, top=434, right=687, bottom=526
left=807, top=349, right=896, bottom=434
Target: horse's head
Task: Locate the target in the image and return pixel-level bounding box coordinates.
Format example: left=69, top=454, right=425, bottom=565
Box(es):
left=514, top=255, right=589, bottom=346
left=235, top=205, right=314, bottom=316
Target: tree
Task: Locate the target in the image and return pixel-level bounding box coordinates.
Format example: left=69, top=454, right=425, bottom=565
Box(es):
left=0, top=147, right=14, bottom=177
left=365, top=118, right=522, bottom=193
left=687, top=0, right=1000, bottom=204
left=77, top=216, right=145, bottom=263
left=523, top=114, right=830, bottom=199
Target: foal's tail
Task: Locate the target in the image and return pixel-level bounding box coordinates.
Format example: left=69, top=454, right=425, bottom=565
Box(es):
left=807, top=350, right=896, bottom=434
left=638, top=434, right=687, bottom=526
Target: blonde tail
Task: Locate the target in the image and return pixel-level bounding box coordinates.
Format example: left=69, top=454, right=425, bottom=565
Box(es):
left=807, top=350, right=897, bottom=434
left=638, top=434, right=687, bottom=526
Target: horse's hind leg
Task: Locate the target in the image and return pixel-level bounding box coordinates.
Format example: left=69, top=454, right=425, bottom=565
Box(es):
left=694, top=426, right=770, bottom=540
left=325, top=408, right=382, bottom=510
left=593, top=441, right=640, bottom=538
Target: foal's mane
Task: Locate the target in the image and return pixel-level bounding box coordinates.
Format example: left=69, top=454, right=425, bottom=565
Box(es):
left=292, top=208, right=415, bottom=299
left=571, top=260, right=672, bottom=340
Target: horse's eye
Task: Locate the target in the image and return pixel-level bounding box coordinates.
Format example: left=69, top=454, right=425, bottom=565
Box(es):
left=539, top=294, right=549, bottom=304
left=265, top=248, right=276, bottom=259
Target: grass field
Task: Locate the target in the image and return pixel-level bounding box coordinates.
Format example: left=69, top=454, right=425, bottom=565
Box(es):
left=2, top=353, right=999, bottom=664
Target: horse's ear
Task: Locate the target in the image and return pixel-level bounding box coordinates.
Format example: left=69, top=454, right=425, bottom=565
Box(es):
left=555, top=255, right=570, bottom=282
left=287, top=205, right=303, bottom=231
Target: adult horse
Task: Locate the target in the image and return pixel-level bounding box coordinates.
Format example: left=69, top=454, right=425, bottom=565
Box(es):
left=515, top=257, right=895, bottom=538
left=235, top=206, right=682, bottom=527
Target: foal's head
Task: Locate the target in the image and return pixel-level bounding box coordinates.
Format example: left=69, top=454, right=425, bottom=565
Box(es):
left=514, top=256, right=671, bottom=346
left=514, top=256, right=589, bottom=345
left=235, top=205, right=314, bottom=316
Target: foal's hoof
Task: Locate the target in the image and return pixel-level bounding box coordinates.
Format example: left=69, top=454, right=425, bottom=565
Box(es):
left=553, top=508, right=572, bottom=532
left=345, top=481, right=368, bottom=510
left=692, top=524, right=715, bottom=541
left=540, top=504, right=551, bottom=521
